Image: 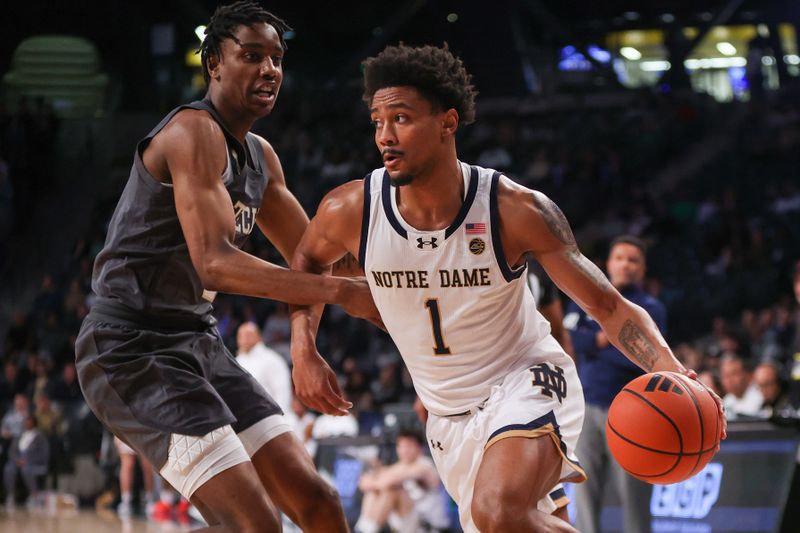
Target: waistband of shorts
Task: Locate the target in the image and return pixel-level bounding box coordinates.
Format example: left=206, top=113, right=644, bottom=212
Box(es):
left=88, top=298, right=218, bottom=332
left=437, top=396, right=490, bottom=418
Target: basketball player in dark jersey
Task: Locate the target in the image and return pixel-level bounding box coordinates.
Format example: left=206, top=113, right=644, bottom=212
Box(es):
left=74, top=3, right=377, bottom=531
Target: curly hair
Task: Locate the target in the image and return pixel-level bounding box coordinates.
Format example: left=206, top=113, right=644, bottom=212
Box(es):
left=199, top=0, right=292, bottom=85
left=362, top=44, right=478, bottom=124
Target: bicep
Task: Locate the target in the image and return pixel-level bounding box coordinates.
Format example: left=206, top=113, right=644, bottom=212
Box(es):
left=257, top=178, right=309, bottom=264
left=292, top=212, right=350, bottom=274
left=291, top=182, right=363, bottom=273
left=165, top=119, right=235, bottom=273
left=514, top=189, right=620, bottom=321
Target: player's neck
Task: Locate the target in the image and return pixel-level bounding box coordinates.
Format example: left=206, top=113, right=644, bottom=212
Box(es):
left=205, top=92, right=256, bottom=145
left=395, top=156, right=464, bottom=230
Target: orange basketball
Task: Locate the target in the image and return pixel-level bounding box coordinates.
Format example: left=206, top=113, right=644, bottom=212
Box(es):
left=606, top=371, right=721, bottom=485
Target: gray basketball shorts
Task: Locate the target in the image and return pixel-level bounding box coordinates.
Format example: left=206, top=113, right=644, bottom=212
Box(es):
left=75, top=314, right=282, bottom=472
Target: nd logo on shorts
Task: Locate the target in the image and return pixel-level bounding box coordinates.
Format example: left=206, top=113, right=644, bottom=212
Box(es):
left=529, top=363, right=567, bottom=403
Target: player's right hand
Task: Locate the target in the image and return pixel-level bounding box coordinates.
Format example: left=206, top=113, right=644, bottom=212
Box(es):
left=339, top=277, right=385, bottom=330
left=292, top=349, right=353, bottom=416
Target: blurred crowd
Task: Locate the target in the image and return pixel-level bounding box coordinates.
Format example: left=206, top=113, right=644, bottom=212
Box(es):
left=1, top=81, right=799, bottom=515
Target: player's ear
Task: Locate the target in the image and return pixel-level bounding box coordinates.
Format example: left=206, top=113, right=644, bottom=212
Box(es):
left=207, top=53, right=222, bottom=81
left=441, top=109, right=459, bottom=138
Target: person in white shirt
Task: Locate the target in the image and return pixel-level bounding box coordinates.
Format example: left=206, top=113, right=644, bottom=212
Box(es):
left=236, top=321, right=292, bottom=415
left=720, top=353, right=764, bottom=419
left=355, top=429, right=450, bottom=533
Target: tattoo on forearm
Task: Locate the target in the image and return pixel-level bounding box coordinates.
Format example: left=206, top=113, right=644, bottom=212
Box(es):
left=567, top=249, right=614, bottom=291
left=618, top=319, right=660, bottom=371
left=532, top=192, right=576, bottom=245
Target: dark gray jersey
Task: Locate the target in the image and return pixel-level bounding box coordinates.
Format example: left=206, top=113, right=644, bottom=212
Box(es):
left=92, top=100, right=269, bottom=322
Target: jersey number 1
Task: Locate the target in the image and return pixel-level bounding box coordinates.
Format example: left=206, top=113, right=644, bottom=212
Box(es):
left=424, top=299, right=451, bottom=355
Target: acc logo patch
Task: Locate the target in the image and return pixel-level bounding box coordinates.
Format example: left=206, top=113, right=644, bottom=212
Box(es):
left=469, top=238, right=485, bottom=255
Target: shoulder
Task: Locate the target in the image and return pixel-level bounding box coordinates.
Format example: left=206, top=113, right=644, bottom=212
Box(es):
left=149, top=109, right=226, bottom=167
left=317, top=179, right=366, bottom=219
left=495, top=176, right=567, bottom=233
left=159, top=108, right=224, bottom=143
left=493, top=175, right=576, bottom=254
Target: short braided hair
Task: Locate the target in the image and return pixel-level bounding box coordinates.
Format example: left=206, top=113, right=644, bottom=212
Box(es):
left=199, top=1, right=291, bottom=85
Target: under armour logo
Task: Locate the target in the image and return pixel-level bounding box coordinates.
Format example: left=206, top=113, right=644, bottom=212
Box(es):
left=529, top=363, right=568, bottom=403
left=430, top=439, right=444, bottom=451
left=417, top=237, right=438, bottom=249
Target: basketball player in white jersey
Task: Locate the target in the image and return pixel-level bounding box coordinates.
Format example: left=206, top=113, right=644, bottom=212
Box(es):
left=289, top=44, right=727, bottom=532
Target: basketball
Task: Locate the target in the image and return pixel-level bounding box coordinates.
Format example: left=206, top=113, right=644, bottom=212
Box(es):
left=606, top=371, right=721, bottom=485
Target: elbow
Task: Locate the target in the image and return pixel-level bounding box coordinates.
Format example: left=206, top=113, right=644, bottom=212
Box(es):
left=592, top=291, right=623, bottom=324
left=196, top=249, right=233, bottom=291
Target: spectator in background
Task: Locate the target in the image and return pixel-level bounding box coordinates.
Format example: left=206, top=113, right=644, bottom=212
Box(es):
left=698, top=370, right=724, bottom=398
left=26, top=358, right=53, bottom=400
left=49, top=363, right=82, bottom=405
left=1, top=394, right=29, bottom=442
left=4, top=414, right=49, bottom=508
left=355, top=429, right=449, bottom=533
left=720, top=353, right=763, bottom=419
left=236, top=322, right=292, bottom=415
left=754, top=360, right=793, bottom=418
left=0, top=362, right=21, bottom=405
left=33, top=393, right=62, bottom=439
left=33, top=392, right=63, bottom=492
left=568, top=236, right=666, bottom=533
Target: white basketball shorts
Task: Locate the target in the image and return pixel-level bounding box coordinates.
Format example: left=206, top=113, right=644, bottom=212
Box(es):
left=425, top=336, right=586, bottom=532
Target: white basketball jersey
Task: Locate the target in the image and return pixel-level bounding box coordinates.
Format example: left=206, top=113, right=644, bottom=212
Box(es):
left=360, top=162, right=552, bottom=415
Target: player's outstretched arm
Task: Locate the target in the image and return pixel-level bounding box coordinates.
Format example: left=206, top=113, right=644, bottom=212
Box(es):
left=158, top=110, right=366, bottom=309
left=290, top=180, right=374, bottom=415
left=498, top=179, right=726, bottom=438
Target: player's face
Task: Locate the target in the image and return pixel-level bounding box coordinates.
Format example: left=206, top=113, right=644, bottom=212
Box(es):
left=370, top=86, right=448, bottom=186
left=213, top=22, right=283, bottom=117
left=606, top=243, right=645, bottom=289
left=396, top=436, right=421, bottom=463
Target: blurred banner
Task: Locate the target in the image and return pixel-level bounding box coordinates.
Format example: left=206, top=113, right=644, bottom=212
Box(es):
left=563, top=420, right=800, bottom=533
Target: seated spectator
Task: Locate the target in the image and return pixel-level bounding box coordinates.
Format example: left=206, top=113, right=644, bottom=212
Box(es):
left=720, top=353, right=764, bottom=419
left=4, top=414, right=49, bottom=508
left=355, top=429, right=450, bottom=533
left=33, top=392, right=62, bottom=438
left=33, top=392, right=63, bottom=490
left=26, top=357, right=53, bottom=400
left=1, top=393, right=29, bottom=442
left=49, top=363, right=82, bottom=406
left=754, top=360, right=794, bottom=418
